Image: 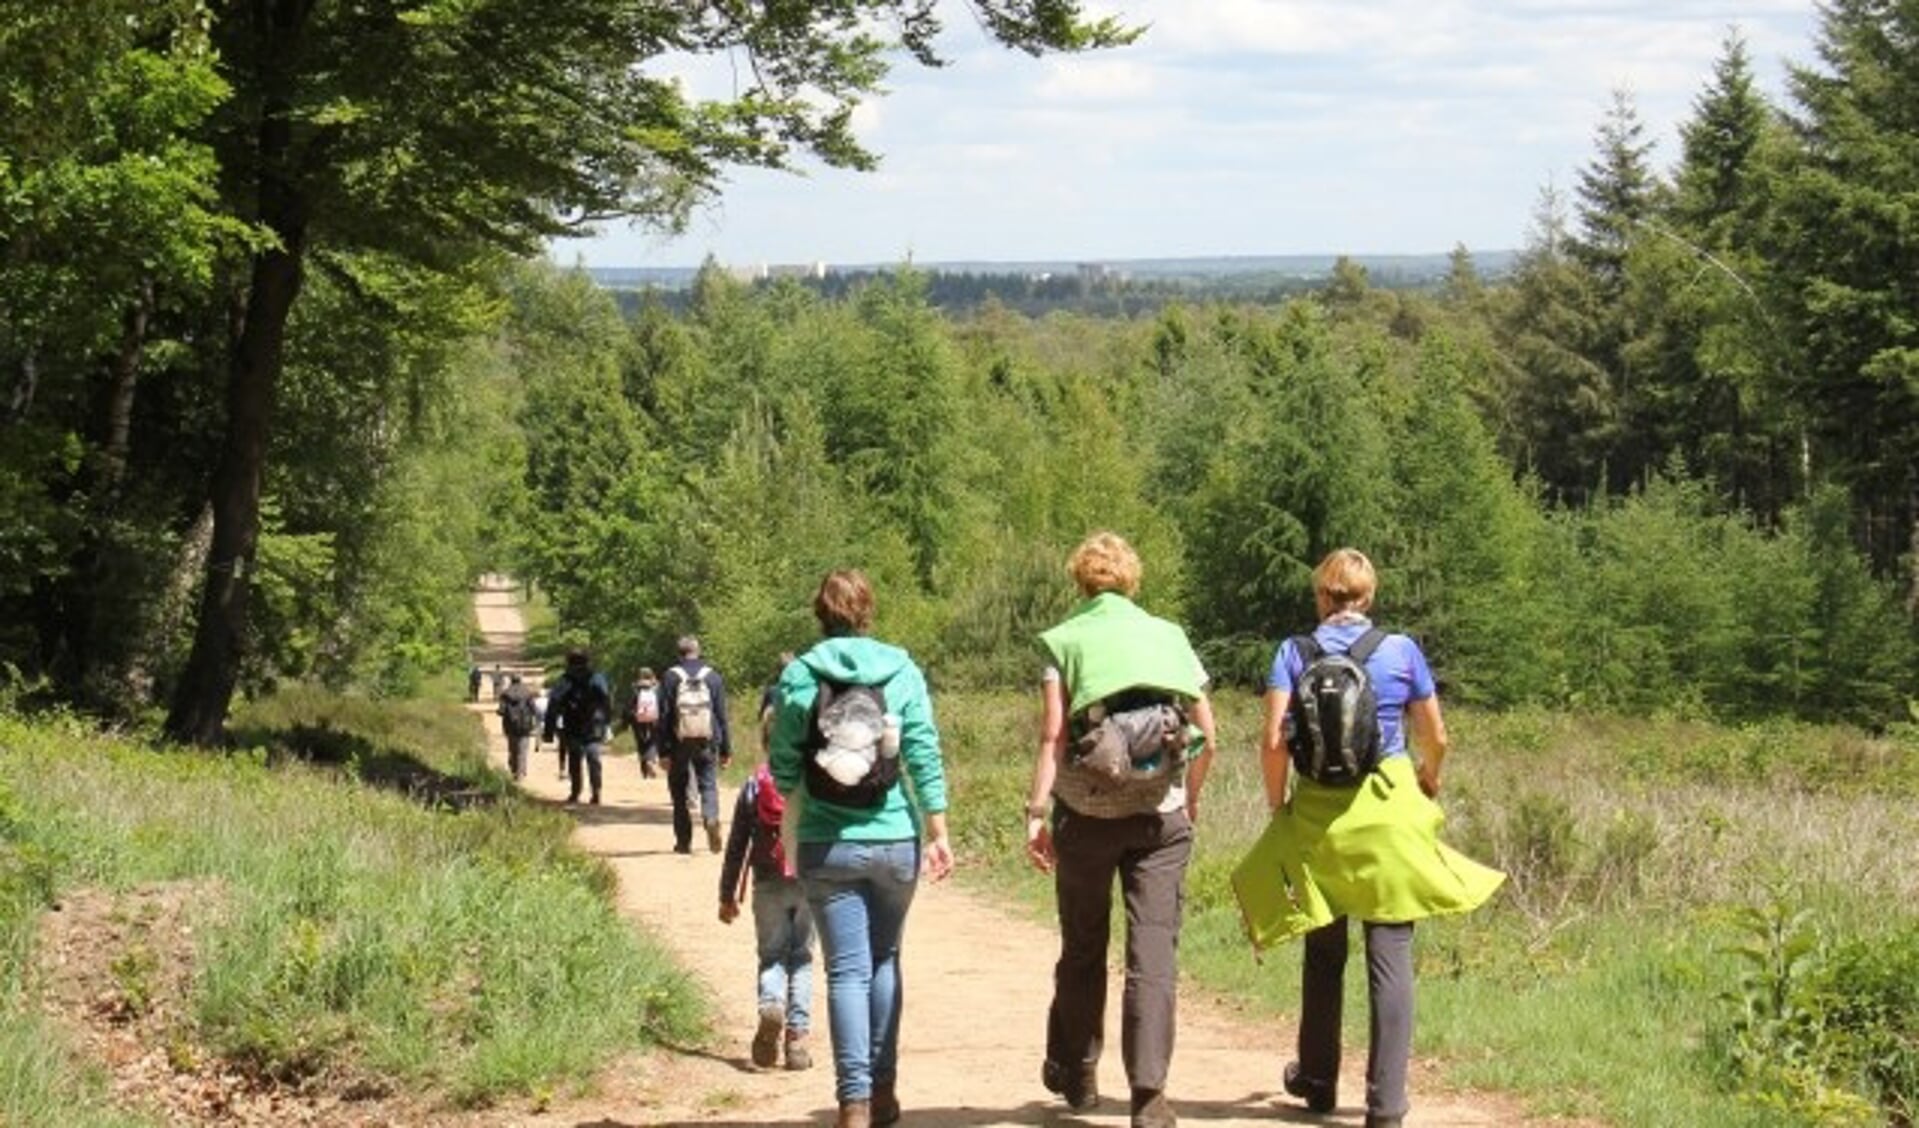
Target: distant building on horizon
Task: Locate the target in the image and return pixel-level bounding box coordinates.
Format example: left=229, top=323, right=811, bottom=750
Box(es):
left=728, top=261, right=828, bottom=283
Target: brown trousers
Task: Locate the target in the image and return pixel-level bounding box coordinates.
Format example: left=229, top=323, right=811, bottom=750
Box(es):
left=1045, top=802, right=1193, bottom=1093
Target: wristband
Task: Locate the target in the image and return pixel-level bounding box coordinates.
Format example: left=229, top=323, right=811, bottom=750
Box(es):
left=1023, top=802, right=1048, bottom=821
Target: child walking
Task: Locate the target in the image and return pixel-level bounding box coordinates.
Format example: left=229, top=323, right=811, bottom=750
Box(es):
left=719, top=761, right=815, bottom=1071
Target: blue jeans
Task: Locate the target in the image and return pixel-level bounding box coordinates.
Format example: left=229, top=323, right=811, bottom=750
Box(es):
left=800, top=838, right=921, bottom=1103
left=563, top=737, right=603, bottom=801
left=754, top=876, right=814, bottom=1033
left=668, top=741, right=720, bottom=848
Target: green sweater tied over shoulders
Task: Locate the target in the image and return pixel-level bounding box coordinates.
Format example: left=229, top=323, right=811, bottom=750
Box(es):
left=1039, top=592, right=1204, bottom=713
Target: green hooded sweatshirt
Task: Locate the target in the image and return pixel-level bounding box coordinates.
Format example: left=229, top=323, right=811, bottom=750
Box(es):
left=1039, top=592, right=1204, bottom=714
left=769, top=636, right=946, bottom=843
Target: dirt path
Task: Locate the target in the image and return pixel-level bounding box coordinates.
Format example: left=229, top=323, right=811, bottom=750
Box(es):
left=468, top=584, right=1558, bottom=1128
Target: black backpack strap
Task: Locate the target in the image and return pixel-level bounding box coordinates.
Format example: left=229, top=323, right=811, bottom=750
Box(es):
left=1291, top=634, right=1321, bottom=665
left=1345, top=627, right=1388, bottom=664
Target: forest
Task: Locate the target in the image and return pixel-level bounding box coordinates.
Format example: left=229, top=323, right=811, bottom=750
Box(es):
left=4, top=6, right=1915, bottom=737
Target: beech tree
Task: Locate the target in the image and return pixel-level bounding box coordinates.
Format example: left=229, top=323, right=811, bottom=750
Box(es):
left=163, top=0, right=1136, bottom=744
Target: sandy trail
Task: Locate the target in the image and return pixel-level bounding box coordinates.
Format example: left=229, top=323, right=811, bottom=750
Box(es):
left=468, top=584, right=1559, bottom=1128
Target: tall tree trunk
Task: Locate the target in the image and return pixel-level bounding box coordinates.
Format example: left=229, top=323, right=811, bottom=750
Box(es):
left=163, top=4, right=311, bottom=743
left=99, top=278, right=154, bottom=493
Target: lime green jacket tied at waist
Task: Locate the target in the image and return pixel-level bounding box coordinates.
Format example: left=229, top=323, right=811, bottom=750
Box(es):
left=1232, top=757, right=1505, bottom=950
left=1039, top=592, right=1206, bottom=713
left=770, top=636, right=946, bottom=844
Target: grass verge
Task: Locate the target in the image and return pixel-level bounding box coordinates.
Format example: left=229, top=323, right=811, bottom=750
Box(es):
left=0, top=693, right=705, bottom=1124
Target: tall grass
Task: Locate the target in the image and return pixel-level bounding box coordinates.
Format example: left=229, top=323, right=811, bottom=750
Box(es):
left=0, top=693, right=706, bottom=1123
left=937, top=690, right=1919, bottom=1126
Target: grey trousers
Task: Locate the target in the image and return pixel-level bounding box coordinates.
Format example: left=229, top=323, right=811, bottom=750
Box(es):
left=1045, top=803, right=1193, bottom=1094
left=1297, top=917, right=1415, bottom=1120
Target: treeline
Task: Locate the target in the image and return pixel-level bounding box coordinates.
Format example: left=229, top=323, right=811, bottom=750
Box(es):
left=3, top=6, right=1917, bottom=733
left=507, top=258, right=1915, bottom=726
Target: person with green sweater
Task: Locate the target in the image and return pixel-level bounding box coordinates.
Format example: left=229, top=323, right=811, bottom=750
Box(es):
left=1023, top=531, right=1217, bottom=1128
left=769, top=569, right=953, bottom=1128
left=1247, top=548, right=1504, bottom=1128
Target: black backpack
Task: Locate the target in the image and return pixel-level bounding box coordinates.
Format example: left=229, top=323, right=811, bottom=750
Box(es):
left=802, top=679, right=898, bottom=809
left=1285, top=628, right=1387, bottom=787
left=557, top=673, right=610, bottom=741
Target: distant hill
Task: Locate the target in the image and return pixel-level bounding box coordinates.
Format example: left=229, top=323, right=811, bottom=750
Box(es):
left=584, top=251, right=1518, bottom=291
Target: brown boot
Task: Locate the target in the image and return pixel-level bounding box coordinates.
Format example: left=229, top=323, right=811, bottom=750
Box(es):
left=835, top=1099, right=871, bottom=1128
left=872, top=1081, right=900, bottom=1126
left=704, top=818, right=723, bottom=853
left=1131, top=1089, right=1177, bottom=1128
left=1043, top=1058, right=1100, bottom=1111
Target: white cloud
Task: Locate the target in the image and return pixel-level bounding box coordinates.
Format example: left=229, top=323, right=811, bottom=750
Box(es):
left=571, top=0, right=1825, bottom=266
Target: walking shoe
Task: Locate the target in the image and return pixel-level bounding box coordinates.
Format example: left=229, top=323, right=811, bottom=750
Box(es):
left=704, top=818, right=723, bottom=853
left=590, top=792, right=601, bottom=805
left=783, top=1030, right=812, bottom=1071
left=872, top=1081, right=900, bottom=1126
left=1283, top=1061, right=1337, bottom=1114
left=565, top=793, right=580, bottom=805
left=672, top=842, right=692, bottom=855
left=835, top=1099, right=871, bottom=1128
left=751, top=1004, right=784, bottom=1068
left=1363, top=1117, right=1403, bottom=1128
left=1042, top=1058, right=1100, bottom=1111
left=1131, top=1089, right=1176, bottom=1128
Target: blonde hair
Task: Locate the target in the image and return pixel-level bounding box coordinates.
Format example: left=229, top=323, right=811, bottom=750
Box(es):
left=1068, top=531, right=1142, bottom=598
left=1313, top=548, right=1377, bottom=616
left=814, top=569, right=875, bottom=636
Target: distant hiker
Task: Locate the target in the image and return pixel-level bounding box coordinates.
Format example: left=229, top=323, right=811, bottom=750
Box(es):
left=623, top=666, right=663, bottom=778
left=1237, top=548, right=1504, bottom=1128
left=467, top=664, right=483, bottom=702
left=719, top=760, right=815, bottom=1073
left=759, top=650, right=797, bottom=755
left=489, top=663, right=505, bottom=699
left=542, top=647, right=614, bottom=805
left=1023, top=532, right=1216, bottom=1128
left=496, top=673, right=538, bottom=780
left=769, top=569, right=953, bottom=1128
left=660, top=636, right=732, bottom=853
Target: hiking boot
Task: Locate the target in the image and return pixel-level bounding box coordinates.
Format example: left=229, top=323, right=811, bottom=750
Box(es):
left=1283, top=1061, right=1337, bottom=1114
left=590, top=792, right=601, bottom=805
left=872, top=1081, right=900, bottom=1126
left=783, top=1030, right=812, bottom=1071
left=835, top=1099, right=871, bottom=1128
left=1131, top=1089, right=1176, bottom=1128
left=704, top=818, right=723, bottom=853
left=1042, top=1057, right=1100, bottom=1111
left=751, top=1005, right=784, bottom=1068
left=672, top=842, right=692, bottom=855
left=1363, top=1117, right=1403, bottom=1128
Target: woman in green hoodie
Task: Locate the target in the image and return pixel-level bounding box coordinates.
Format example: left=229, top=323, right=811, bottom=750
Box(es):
left=1024, top=532, right=1217, bottom=1128
left=770, top=569, right=953, bottom=1128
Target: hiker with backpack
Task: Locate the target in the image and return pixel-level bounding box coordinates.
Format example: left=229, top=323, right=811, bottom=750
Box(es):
left=718, top=761, right=815, bottom=1073
left=542, top=647, right=615, bottom=806
left=622, top=666, right=663, bottom=779
left=1022, top=532, right=1217, bottom=1128
left=768, top=569, right=953, bottom=1128
left=660, top=636, right=733, bottom=853
left=495, top=673, right=539, bottom=780
left=1241, top=548, right=1504, bottom=1128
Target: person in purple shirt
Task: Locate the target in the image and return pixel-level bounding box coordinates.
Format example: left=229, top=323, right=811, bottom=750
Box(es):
left=1256, top=549, right=1503, bottom=1128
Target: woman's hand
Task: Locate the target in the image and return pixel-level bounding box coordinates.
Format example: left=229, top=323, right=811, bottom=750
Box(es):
left=923, top=834, right=955, bottom=882
left=1025, top=815, right=1056, bottom=873
left=1416, top=757, right=1441, bottom=798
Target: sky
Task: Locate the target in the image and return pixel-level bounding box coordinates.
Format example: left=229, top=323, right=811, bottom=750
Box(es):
left=557, top=1, right=1824, bottom=270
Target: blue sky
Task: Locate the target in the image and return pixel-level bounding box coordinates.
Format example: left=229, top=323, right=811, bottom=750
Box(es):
left=558, top=1, right=1822, bottom=269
